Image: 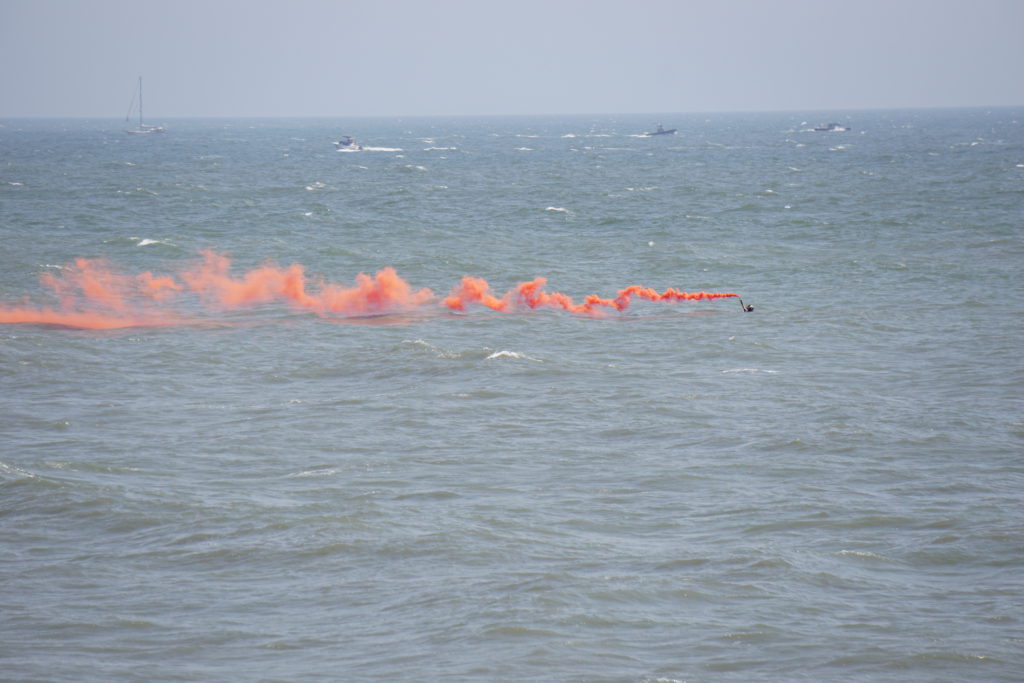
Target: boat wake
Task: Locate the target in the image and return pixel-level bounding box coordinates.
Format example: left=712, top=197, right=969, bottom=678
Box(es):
left=337, top=146, right=404, bottom=153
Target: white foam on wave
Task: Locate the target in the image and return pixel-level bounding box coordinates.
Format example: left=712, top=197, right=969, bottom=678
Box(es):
left=722, top=368, right=780, bottom=374
left=837, top=549, right=890, bottom=561
left=404, top=338, right=460, bottom=359
left=486, top=350, right=542, bottom=362
left=545, top=206, right=571, bottom=214
left=515, top=147, right=533, bottom=151
left=0, top=460, right=37, bottom=479
left=133, top=237, right=175, bottom=247
left=288, top=467, right=343, bottom=478
left=404, top=340, right=542, bottom=363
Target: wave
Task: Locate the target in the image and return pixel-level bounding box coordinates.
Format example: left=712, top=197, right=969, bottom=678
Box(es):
left=485, top=350, right=542, bottom=362
left=403, top=340, right=541, bottom=363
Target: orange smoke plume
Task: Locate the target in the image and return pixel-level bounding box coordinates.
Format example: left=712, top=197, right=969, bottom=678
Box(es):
left=0, top=251, right=739, bottom=330
left=442, top=276, right=737, bottom=315
left=178, top=250, right=434, bottom=314
left=0, top=257, right=188, bottom=329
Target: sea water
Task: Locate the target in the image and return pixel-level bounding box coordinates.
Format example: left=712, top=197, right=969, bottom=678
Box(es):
left=1, top=110, right=1022, bottom=681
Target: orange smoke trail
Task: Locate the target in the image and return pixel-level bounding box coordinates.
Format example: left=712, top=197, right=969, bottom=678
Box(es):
left=0, top=251, right=740, bottom=330
left=0, top=251, right=440, bottom=329
left=179, top=250, right=435, bottom=314
left=443, top=276, right=510, bottom=312
left=443, top=276, right=738, bottom=315
left=0, top=258, right=189, bottom=329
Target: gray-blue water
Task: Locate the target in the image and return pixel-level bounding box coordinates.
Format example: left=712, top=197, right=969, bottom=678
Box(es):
left=2, top=110, right=1022, bottom=681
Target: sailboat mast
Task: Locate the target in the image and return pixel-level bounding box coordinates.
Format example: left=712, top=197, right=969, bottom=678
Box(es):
left=124, top=76, right=163, bottom=134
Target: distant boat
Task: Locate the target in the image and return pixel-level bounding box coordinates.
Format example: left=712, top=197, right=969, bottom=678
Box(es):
left=645, top=124, right=676, bottom=136
left=334, top=135, right=362, bottom=151
left=813, top=122, right=849, bottom=132
left=124, top=77, right=164, bottom=134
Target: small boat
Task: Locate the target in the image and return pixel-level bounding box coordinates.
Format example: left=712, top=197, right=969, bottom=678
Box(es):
left=813, top=122, right=849, bottom=132
left=334, top=136, right=362, bottom=150
left=645, top=124, right=676, bottom=136
left=124, top=77, right=165, bottom=135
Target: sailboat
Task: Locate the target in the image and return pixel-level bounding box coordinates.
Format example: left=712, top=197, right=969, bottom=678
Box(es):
left=124, top=77, right=165, bottom=134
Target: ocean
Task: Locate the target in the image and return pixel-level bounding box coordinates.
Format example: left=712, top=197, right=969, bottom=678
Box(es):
left=1, top=109, right=1021, bottom=681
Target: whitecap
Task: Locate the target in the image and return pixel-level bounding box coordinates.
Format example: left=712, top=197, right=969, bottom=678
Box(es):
left=0, top=460, right=37, bottom=479
left=403, top=339, right=460, bottom=359
left=137, top=238, right=163, bottom=247
left=545, top=206, right=570, bottom=214
left=486, top=350, right=542, bottom=362
left=837, top=549, right=890, bottom=561
left=287, top=467, right=343, bottom=478
left=722, top=368, right=779, bottom=374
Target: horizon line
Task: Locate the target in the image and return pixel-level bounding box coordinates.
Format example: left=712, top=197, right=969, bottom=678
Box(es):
left=2, top=103, right=1022, bottom=122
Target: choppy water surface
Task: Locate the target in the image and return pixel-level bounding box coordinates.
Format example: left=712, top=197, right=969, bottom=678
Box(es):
left=1, top=110, right=1022, bottom=681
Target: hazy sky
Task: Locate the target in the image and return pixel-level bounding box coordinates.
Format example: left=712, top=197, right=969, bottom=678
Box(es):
left=2, top=0, right=1022, bottom=118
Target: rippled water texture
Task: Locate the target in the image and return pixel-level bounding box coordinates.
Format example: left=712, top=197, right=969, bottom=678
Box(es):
left=1, top=110, right=1022, bottom=681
